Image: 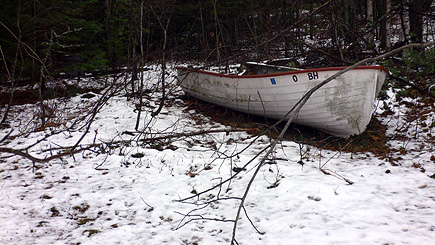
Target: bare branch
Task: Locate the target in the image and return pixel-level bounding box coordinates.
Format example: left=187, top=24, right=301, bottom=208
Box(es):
left=0, top=130, right=14, bottom=144
left=0, top=144, right=98, bottom=163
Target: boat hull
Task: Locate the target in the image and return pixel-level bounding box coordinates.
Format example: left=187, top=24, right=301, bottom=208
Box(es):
left=177, top=66, right=388, bottom=137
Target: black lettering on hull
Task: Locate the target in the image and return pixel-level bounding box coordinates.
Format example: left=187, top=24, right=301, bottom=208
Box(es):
left=308, top=72, right=319, bottom=80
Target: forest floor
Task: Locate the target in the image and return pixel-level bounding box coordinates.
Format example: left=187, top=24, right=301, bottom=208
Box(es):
left=1, top=65, right=434, bottom=244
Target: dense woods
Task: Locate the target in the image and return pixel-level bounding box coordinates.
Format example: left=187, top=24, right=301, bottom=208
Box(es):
left=1, top=0, right=434, bottom=78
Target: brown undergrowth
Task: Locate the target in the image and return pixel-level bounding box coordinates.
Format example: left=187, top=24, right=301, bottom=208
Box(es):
left=0, top=81, right=102, bottom=106
left=182, top=95, right=392, bottom=158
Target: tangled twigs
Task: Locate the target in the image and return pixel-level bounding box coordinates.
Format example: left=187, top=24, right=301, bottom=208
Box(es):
left=175, top=197, right=241, bottom=230
left=178, top=144, right=272, bottom=203
left=0, top=128, right=252, bottom=166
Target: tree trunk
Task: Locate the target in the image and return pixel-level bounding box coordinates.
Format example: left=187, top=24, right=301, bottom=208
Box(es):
left=129, top=0, right=137, bottom=96
left=399, top=0, right=409, bottom=43
left=150, top=1, right=175, bottom=117
left=199, top=1, right=206, bottom=58
left=212, top=0, right=221, bottom=62
left=409, top=0, right=433, bottom=43
left=378, top=0, right=391, bottom=50
left=386, top=0, right=391, bottom=50
left=135, top=0, right=144, bottom=131
left=367, top=0, right=375, bottom=47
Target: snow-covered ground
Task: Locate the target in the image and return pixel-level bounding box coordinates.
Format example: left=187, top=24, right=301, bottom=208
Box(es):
left=1, top=65, right=434, bottom=244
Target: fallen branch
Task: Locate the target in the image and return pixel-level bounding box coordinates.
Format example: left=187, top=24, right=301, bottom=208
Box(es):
left=0, top=127, right=253, bottom=164
left=139, top=127, right=252, bottom=142
left=320, top=169, right=354, bottom=185
left=0, top=144, right=98, bottom=163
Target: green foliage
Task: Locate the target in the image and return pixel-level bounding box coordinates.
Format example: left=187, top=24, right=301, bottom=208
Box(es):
left=0, top=0, right=129, bottom=79
left=401, top=48, right=435, bottom=78
left=386, top=48, right=435, bottom=78
left=383, top=48, right=435, bottom=99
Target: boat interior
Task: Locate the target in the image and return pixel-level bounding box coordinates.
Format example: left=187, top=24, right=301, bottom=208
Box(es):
left=238, top=61, right=302, bottom=76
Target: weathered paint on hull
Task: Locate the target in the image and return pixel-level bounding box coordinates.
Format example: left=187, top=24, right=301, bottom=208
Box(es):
left=177, top=66, right=388, bottom=137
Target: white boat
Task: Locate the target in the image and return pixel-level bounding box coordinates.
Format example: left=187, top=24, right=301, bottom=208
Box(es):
left=177, top=62, right=388, bottom=137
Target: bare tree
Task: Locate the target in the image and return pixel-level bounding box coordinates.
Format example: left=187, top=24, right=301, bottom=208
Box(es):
left=375, top=0, right=392, bottom=50
left=0, top=26, right=19, bottom=127
left=367, top=0, right=375, bottom=47
left=135, top=0, right=145, bottom=131
left=150, top=0, right=176, bottom=117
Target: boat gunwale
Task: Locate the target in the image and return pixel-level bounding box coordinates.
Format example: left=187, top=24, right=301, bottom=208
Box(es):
left=176, top=65, right=389, bottom=79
